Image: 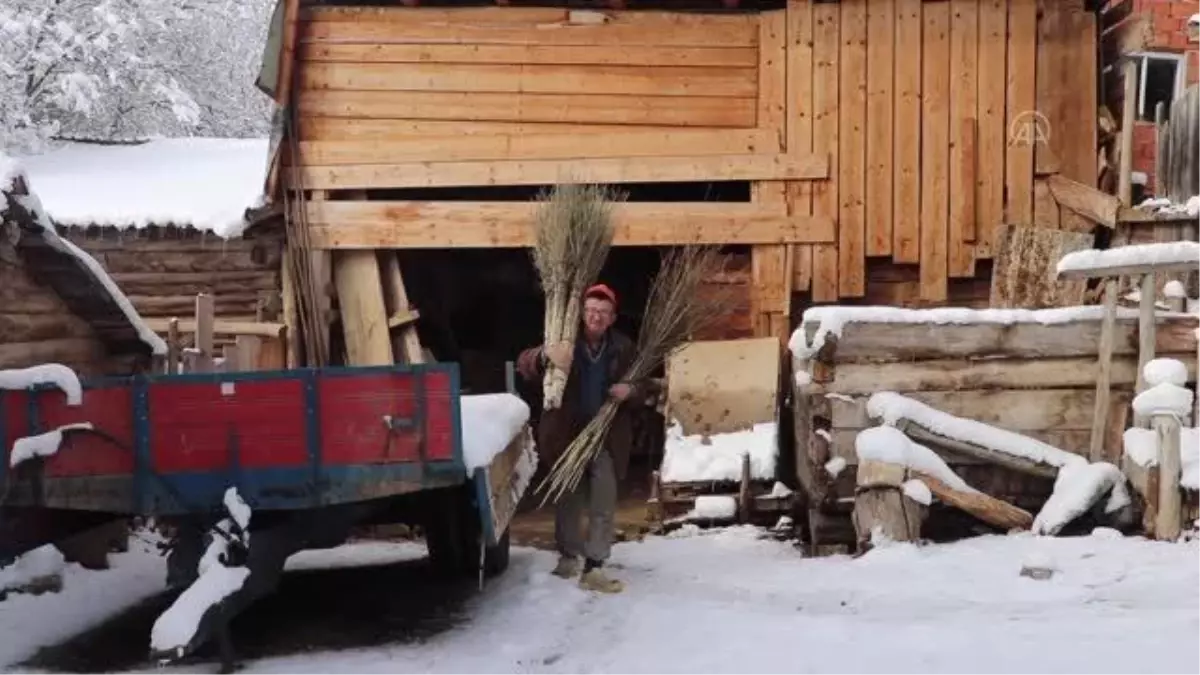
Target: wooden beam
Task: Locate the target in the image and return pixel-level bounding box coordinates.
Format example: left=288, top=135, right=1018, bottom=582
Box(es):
left=305, top=202, right=837, bottom=249
left=1046, top=174, right=1121, bottom=227
left=1089, top=278, right=1119, bottom=461
left=300, top=42, right=759, bottom=68
left=1057, top=260, right=1199, bottom=280
left=911, top=470, right=1034, bottom=531
left=1119, top=58, right=1137, bottom=206
left=895, top=420, right=1058, bottom=479
left=298, top=129, right=777, bottom=165
left=892, top=0, right=921, bottom=263
left=296, top=153, right=829, bottom=190
left=143, top=318, right=287, bottom=338
left=334, top=250, right=393, bottom=366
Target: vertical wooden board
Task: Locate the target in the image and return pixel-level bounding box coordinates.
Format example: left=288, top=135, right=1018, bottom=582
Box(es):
left=787, top=0, right=815, bottom=293
left=838, top=0, right=868, bottom=297
left=811, top=3, right=840, bottom=302
left=976, top=0, right=1008, bottom=259
left=953, top=117, right=979, bottom=277
left=920, top=2, right=951, bottom=302
left=1066, top=4, right=1098, bottom=187
left=1034, top=0, right=1065, bottom=176
left=1006, top=0, right=1037, bottom=227
left=1032, top=178, right=1061, bottom=229
left=759, top=10, right=787, bottom=149
left=865, top=0, right=895, bottom=257
left=948, top=0, right=979, bottom=278
left=893, top=0, right=922, bottom=264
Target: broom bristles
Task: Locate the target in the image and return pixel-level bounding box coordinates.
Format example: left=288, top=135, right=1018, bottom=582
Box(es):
left=536, top=244, right=736, bottom=501
left=530, top=182, right=623, bottom=410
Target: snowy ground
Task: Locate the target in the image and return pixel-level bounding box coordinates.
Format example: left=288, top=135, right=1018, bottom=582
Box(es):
left=3, top=527, right=1198, bottom=674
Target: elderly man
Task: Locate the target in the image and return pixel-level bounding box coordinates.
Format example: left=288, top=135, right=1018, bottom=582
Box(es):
left=516, top=283, right=655, bottom=594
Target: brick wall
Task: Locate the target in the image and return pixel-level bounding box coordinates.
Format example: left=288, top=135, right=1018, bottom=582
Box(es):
left=1129, top=0, right=1198, bottom=195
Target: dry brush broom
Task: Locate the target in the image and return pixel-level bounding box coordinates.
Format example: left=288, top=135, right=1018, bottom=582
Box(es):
left=531, top=183, right=620, bottom=410
left=536, top=245, right=735, bottom=505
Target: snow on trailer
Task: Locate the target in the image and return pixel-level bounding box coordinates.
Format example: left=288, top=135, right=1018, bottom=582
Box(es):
left=789, top=304, right=1198, bottom=554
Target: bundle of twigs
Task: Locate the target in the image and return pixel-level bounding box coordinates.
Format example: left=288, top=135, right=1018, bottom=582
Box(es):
left=537, top=245, right=733, bottom=505
left=531, top=183, right=619, bottom=410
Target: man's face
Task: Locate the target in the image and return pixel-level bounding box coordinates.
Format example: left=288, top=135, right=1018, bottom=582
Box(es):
left=582, top=296, right=616, bottom=338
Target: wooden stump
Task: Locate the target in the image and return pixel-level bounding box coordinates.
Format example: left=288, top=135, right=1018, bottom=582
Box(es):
left=851, top=461, right=927, bottom=551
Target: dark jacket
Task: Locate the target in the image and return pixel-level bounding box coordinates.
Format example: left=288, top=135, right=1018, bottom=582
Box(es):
left=516, top=329, right=653, bottom=481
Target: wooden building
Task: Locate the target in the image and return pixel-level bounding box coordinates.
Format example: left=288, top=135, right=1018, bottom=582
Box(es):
left=257, top=0, right=1105, bottom=384
left=18, top=138, right=288, bottom=355
left=1, top=174, right=159, bottom=376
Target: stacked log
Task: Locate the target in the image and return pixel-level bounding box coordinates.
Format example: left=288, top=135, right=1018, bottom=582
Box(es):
left=791, top=308, right=1199, bottom=551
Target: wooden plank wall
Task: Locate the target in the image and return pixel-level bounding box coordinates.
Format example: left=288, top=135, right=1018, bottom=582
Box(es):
left=289, top=1, right=1098, bottom=339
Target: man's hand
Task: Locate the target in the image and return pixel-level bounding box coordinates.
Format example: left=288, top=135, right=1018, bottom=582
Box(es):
left=543, top=341, right=573, bottom=371
left=608, top=383, right=633, bottom=402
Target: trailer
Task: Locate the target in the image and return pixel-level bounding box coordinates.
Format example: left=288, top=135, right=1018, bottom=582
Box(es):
left=0, top=363, right=535, bottom=668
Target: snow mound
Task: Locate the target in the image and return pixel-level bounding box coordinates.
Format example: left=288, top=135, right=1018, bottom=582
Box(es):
left=0, top=545, right=66, bottom=593
left=460, top=393, right=530, bottom=472
left=0, top=364, right=83, bottom=405
left=866, top=391, right=1086, bottom=470
left=1056, top=242, right=1200, bottom=276
left=788, top=305, right=1137, bottom=361
left=1124, top=427, right=1200, bottom=491
left=854, top=425, right=976, bottom=494
left=1033, top=462, right=1129, bottom=536
left=661, top=420, right=777, bottom=483
left=902, top=479, right=933, bottom=506
left=688, top=495, right=738, bottom=520
left=824, top=456, right=847, bottom=478
left=18, top=138, right=269, bottom=238
left=1144, top=358, right=1190, bottom=387
left=1164, top=280, right=1187, bottom=299
left=1132, top=382, right=1194, bottom=418
left=9, top=423, right=94, bottom=467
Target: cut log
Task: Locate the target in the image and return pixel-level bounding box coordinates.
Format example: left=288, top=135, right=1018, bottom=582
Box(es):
left=911, top=470, right=1034, bottom=531
left=852, top=462, right=926, bottom=549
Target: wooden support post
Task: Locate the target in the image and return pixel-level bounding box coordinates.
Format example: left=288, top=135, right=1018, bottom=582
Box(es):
left=166, top=318, right=180, bottom=375
left=1119, top=58, right=1137, bottom=207
left=1134, top=272, right=1157, bottom=427
left=738, top=452, right=752, bottom=524
left=1154, top=101, right=1166, bottom=196
left=380, top=252, right=425, bottom=365
left=1090, top=278, right=1119, bottom=460
left=852, top=461, right=926, bottom=550
left=1153, top=411, right=1182, bottom=540
left=194, top=293, right=215, bottom=374
left=220, top=344, right=238, bottom=373
left=281, top=247, right=300, bottom=369
left=334, top=250, right=394, bottom=367
left=235, top=335, right=263, bottom=372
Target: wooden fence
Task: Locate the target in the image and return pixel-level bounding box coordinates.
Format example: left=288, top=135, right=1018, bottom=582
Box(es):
left=1157, top=84, right=1200, bottom=203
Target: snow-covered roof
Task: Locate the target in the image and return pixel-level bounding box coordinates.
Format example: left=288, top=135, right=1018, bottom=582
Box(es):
left=18, top=138, right=269, bottom=238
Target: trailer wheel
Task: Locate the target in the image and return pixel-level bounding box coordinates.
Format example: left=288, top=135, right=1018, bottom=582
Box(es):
left=423, top=488, right=510, bottom=580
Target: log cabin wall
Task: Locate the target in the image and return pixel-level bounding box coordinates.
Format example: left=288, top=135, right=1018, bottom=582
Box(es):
left=60, top=226, right=286, bottom=335
left=0, top=243, right=123, bottom=375
left=286, top=0, right=1098, bottom=340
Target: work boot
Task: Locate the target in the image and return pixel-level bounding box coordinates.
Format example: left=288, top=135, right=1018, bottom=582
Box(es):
left=579, top=567, right=624, bottom=594
left=551, top=556, right=581, bottom=579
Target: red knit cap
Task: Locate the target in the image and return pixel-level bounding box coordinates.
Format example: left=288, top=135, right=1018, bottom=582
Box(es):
left=584, top=283, right=618, bottom=308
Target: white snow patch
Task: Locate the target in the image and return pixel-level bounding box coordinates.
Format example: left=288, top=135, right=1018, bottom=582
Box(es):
left=793, top=369, right=812, bottom=387
left=788, top=305, right=1142, bottom=361
left=14, top=190, right=167, bottom=355
left=18, top=138, right=269, bottom=237
left=867, top=392, right=1087, bottom=470
left=1140, top=197, right=1173, bottom=209
left=9, top=422, right=94, bottom=467
left=854, top=425, right=977, bottom=494
left=768, top=481, right=793, bottom=498
left=1033, top=462, right=1130, bottom=536
left=1164, top=280, right=1188, bottom=299
left=1124, top=426, right=1200, bottom=491
left=460, top=393, right=530, bottom=472
left=223, top=487, right=252, bottom=534
left=687, top=495, right=738, bottom=520
left=1132, top=382, right=1195, bottom=418
left=284, top=541, right=428, bottom=572
left=661, top=420, right=777, bottom=483
left=815, top=428, right=833, bottom=443
left=1144, top=357, right=1190, bottom=387
left=150, top=490, right=254, bottom=656
left=824, top=455, right=847, bottom=478
left=902, top=478, right=933, bottom=506
left=1131, top=171, right=1148, bottom=185
left=0, top=544, right=66, bottom=593
left=1056, top=242, right=1200, bottom=276
left=0, top=364, right=83, bottom=405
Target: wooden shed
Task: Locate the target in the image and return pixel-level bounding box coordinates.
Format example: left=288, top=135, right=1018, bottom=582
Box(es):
left=255, top=0, right=1104, bottom=382
left=1, top=173, right=162, bottom=376
left=18, top=138, right=288, bottom=358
